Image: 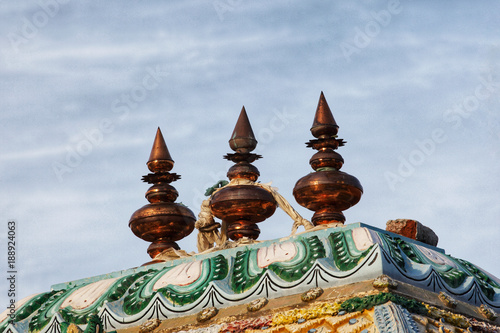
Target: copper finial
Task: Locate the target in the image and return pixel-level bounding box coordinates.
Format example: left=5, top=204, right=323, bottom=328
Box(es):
left=229, top=106, right=257, bottom=153
left=147, top=127, right=174, bottom=173
left=311, top=91, right=339, bottom=138
left=209, top=108, right=277, bottom=241
left=293, top=92, right=362, bottom=226
left=129, top=127, right=195, bottom=262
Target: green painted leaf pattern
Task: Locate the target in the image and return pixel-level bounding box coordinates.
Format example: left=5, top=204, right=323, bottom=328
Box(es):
left=84, top=314, right=104, bottom=333
left=29, top=289, right=74, bottom=332
left=14, top=291, right=59, bottom=322
left=380, top=234, right=468, bottom=288
left=341, top=292, right=428, bottom=316
left=232, top=249, right=264, bottom=294
left=394, top=238, right=467, bottom=289
left=267, top=236, right=326, bottom=281
left=396, top=238, right=423, bottom=264
left=60, top=272, right=146, bottom=325
left=231, top=236, right=326, bottom=293
left=379, top=234, right=406, bottom=270
left=329, top=231, right=373, bottom=271
left=160, top=254, right=228, bottom=306
left=456, top=258, right=500, bottom=300
left=122, top=269, right=160, bottom=315
left=124, top=256, right=229, bottom=311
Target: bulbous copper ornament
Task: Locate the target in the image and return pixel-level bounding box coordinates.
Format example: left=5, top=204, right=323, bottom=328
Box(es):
left=129, top=128, right=195, bottom=260
left=293, top=170, right=362, bottom=225
left=293, top=92, right=363, bottom=226
left=210, top=185, right=276, bottom=239
left=209, top=107, right=277, bottom=241
left=129, top=202, right=196, bottom=255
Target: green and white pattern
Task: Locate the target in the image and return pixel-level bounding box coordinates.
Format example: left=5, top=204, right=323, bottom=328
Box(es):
left=1, top=223, right=498, bottom=333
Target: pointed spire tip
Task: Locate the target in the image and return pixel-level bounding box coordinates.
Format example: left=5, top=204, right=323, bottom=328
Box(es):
left=147, top=127, right=174, bottom=172
left=311, top=91, right=339, bottom=138
left=229, top=106, right=257, bottom=152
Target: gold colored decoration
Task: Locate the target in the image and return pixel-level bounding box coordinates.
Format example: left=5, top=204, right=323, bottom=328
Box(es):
left=139, top=318, right=161, bottom=333
left=301, top=287, right=324, bottom=302
left=67, top=324, right=82, bottom=333
left=247, top=297, right=269, bottom=312
left=197, top=306, right=219, bottom=322
left=373, top=275, right=398, bottom=290
left=438, top=292, right=458, bottom=308
left=266, top=307, right=373, bottom=333
left=480, top=304, right=498, bottom=321
left=424, top=304, right=470, bottom=328
left=271, top=302, right=341, bottom=326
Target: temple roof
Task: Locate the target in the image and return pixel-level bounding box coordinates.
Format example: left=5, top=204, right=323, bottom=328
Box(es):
left=1, top=223, right=499, bottom=332
left=2, top=93, right=498, bottom=333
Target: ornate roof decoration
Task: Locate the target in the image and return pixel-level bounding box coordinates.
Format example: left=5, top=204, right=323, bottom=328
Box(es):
left=1, top=224, right=499, bottom=332
left=2, top=93, right=499, bottom=333
left=209, top=107, right=277, bottom=241
left=293, top=92, right=363, bottom=226
left=129, top=128, right=196, bottom=262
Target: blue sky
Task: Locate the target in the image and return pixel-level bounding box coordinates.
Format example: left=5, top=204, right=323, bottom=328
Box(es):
left=1, top=1, right=499, bottom=308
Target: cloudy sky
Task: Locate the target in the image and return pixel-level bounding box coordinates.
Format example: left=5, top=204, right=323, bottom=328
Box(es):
left=1, top=1, right=499, bottom=307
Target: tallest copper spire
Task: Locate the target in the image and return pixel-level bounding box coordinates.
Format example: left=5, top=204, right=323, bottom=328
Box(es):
left=293, top=92, right=363, bottom=226
left=311, top=91, right=339, bottom=138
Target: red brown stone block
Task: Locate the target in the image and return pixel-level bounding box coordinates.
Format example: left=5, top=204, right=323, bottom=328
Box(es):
left=386, top=219, right=439, bottom=246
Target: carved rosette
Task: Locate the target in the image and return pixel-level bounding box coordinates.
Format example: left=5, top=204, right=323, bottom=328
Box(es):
left=209, top=107, right=277, bottom=241
left=293, top=92, right=363, bottom=226
left=129, top=128, right=195, bottom=260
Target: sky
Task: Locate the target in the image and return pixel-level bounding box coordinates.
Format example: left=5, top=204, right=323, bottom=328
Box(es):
left=0, top=1, right=499, bottom=309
